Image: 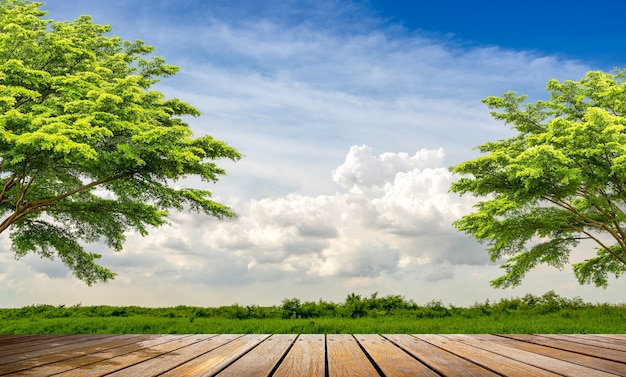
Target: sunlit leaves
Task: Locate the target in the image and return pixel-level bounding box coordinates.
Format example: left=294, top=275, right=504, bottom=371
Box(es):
left=451, top=69, right=626, bottom=288
left=0, top=1, right=240, bottom=285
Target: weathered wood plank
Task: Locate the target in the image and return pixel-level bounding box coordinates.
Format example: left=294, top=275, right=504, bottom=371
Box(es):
left=326, top=334, right=379, bottom=377
left=1, top=334, right=624, bottom=377
left=24, top=334, right=193, bottom=377
left=0, top=334, right=73, bottom=350
left=446, top=334, right=615, bottom=377
left=385, top=334, right=500, bottom=376
left=159, top=334, right=270, bottom=377
left=593, top=334, right=626, bottom=344
left=272, top=334, right=325, bottom=377
left=416, top=335, right=561, bottom=377
left=215, top=334, right=297, bottom=377
left=0, top=335, right=152, bottom=375
left=0, top=335, right=33, bottom=343
left=0, top=335, right=138, bottom=365
left=501, top=334, right=626, bottom=363
left=103, top=334, right=237, bottom=377
left=0, top=334, right=114, bottom=357
left=542, top=334, right=626, bottom=352
left=481, top=335, right=626, bottom=376
left=355, top=334, right=438, bottom=377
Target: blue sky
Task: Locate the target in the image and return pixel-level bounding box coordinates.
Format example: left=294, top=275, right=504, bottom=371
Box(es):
left=1, top=0, right=625, bottom=307
left=371, top=1, right=626, bottom=69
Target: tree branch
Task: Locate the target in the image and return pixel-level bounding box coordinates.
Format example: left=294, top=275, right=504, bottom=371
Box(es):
left=543, top=195, right=626, bottom=261
left=0, top=172, right=132, bottom=234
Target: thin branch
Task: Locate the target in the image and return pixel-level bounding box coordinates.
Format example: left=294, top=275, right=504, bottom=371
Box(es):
left=15, top=174, right=36, bottom=211
left=568, top=224, right=626, bottom=266
left=0, top=171, right=132, bottom=234
left=542, top=195, right=626, bottom=254
left=0, top=175, right=17, bottom=203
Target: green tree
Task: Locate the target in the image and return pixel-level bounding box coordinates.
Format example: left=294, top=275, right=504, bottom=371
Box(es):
left=451, top=70, right=626, bottom=288
left=0, top=1, right=240, bottom=284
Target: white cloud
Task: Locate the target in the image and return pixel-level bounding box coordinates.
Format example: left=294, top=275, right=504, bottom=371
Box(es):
left=193, top=145, right=485, bottom=282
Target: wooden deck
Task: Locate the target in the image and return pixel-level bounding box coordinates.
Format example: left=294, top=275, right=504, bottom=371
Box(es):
left=1, top=334, right=625, bottom=376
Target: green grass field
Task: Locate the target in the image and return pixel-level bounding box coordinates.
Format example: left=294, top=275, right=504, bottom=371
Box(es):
left=1, top=291, right=624, bottom=334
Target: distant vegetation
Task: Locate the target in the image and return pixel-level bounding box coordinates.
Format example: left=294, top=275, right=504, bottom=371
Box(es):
left=1, top=291, right=624, bottom=334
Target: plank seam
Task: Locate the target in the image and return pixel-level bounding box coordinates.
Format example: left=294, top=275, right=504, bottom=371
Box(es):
left=490, top=335, right=626, bottom=375
left=94, top=335, right=220, bottom=377
left=542, top=334, right=626, bottom=352
left=352, top=334, right=386, bottom=377
left=409, top=335, right=509, bottom=377
left=268, top=334, right=300, bottom=377
left=381, top=335, right=445, bottom=377
left=0, top=335, right=147, bottom=375
left=324, top=334, right=329, bottom=377
left=205, top=335, right=272, bottom=377
left=446, top=334, right=595, bottom=377
left=496, top=334, right=626, bottom=365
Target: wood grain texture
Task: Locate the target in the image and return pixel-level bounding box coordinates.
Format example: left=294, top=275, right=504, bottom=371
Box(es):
left=416, top=335, right=562, bottom=377
left=0, top=334, right=76, bottom=353
left=355, top=334, right=438, bottom=377
left=474, top=334, right=626, bottom=376
left=384, top=334, right=500, bottom=376
left=541, top=334, right=626, bottom=352
left=1, top=334, right=624, bottom=377
left=104, top=334, right=238, bottom=377
left=215, top=334, right=296, bottom=377
left=444, top=334, right=615, bottom=377
left=326, top=334, right=380, bottom=377
left=272, top=334, right=325, bottom=377
left=0, top=335, right=151, bottom=375
left=159, top=334, right=270, bottom=377
left=0, top=334, right=118, bottom=358
left=501, top=334, right=626, bottom=363
left=49, top=334, right=197, bottom=377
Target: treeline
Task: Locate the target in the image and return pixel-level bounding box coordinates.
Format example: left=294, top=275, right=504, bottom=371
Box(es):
left=0, top=291, right=620, bottom=321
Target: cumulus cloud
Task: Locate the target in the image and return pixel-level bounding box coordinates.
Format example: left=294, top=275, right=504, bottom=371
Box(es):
left=0, top=145, right=479, bottom=290
left=180, top=145, right=486, bottom=283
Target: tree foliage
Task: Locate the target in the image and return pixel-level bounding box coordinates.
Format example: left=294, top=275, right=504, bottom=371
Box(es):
left=451, top=69, right=626, bottom=288
left=0, top=1, right=240, bottom=284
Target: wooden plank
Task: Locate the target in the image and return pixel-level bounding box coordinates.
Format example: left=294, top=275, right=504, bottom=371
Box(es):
left=0, top=334, right=72, bottom=350
left=501, top=334, right=626, bottom=363
left=0, top=335, right=33, bottom=343
left=593, top=334, right=626, bottom=344
left=215, top=334, right=297, bottom=377
left=104, top=334, right=238, bottom=377
left=0, top=335, right=152, bottom=375
left=326, top=334, right=379, bottom=377
left=0, top=335, right=139, bottom=364
left=481, top=335, right=626, bottom=376
left=385, top=334, right=500, bottom=376
left=416, top=335, right=561, bottom=377
left=355, top=334, right=438, bottom=377
left=543, top=334, right=626, bottom=352
left=159, top=334, right=270, bottom=377
left=31, top=334, right=195, bottom=376
left=272, top=334, right=325, bottom=377
left=0, top=334, right=113, bottom=357
left=446, top=334, right=615, bottom=377
left=569, top=334, right=626, bottom=345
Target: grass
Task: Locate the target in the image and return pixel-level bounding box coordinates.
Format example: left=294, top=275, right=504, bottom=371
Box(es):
left=1, top=291, right=625, bottom=334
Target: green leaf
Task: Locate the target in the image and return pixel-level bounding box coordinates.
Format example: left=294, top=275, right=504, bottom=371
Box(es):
left=452, top=69, right=626, bottom=288
left=0, top=0, right=240, bottom=285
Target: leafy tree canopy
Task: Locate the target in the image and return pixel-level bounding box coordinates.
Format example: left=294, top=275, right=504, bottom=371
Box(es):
left=0, top=0, right=240, bottom=284
left=451, top=69, right=626, bottom=288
